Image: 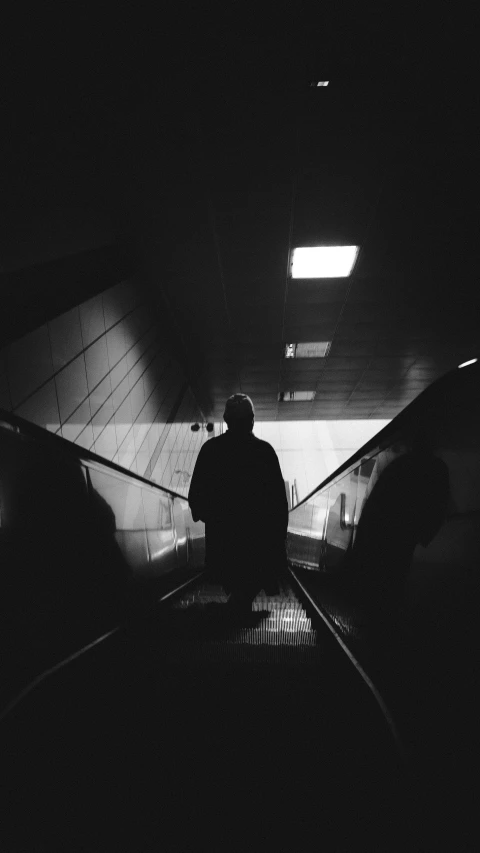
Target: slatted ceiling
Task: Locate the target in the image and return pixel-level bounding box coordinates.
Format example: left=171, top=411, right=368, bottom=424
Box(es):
left=283, top=370, right=336, bottom=385
left=243, top=389, right=280, bottom=400
left=349, top=392, right=390, bottom=404
left=321, top=356, right=369, bottom=370
left=371, top=357, right=418, bottom=370
left=355, top=387, right=400, bottom=400
left=398, top=385, right=437, bottom=396
left=314, top=384, right=354, bottom=393
left=315, top=379, right=358, bottom=389
left=236, top=334, right=278, bottom=348
left=374, top=343, right=422, bottom=357
left=240, top=363, right=279, bottom=375
left=285, top=308, right=344, bottom=327
left=242, top=379, right=281, bottom=391
left=316, top=385, right=369, bottom=398
left=393, top=370, right=441, bottom=384
left=240, top=343, right=283, bottom=358
left=351, top=382, right=395, bottom=397
left=345, top=407, right=384, bottom=417
left=356, top=371, right=403, bottom=384
left=241, top=363, right=281, bottom=377
left=211, top=383, right=237, bottom=394
left=347, top=281, right=398, bottom=304
left=283, top=330, right=338, bottom=346
left=288, top=283, right=351, bottom=304
left=279, top=384, right=318, bottom=396
left=350, top=368, right=394, bottom=383
left=2, top=14, right=477, bottom=423
left=282, top=356, right=333, bottom=369
left=278, top=404, right=316, bottom=417
left=407, top=366, right=445, bottom=379
left=233, top=294, right=280, bottom=309
left=318, top=395, right=361, bottom=405
left=253, top=402, right=279, bottom=408
left=236, top=316, right=283, bottom=334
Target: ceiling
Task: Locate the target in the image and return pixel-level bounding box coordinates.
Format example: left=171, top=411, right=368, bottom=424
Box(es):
left=2, top=6, right=479, bottom=420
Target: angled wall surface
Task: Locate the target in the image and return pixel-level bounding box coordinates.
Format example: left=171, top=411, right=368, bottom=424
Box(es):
left=0, top=278, right=207, bottom=496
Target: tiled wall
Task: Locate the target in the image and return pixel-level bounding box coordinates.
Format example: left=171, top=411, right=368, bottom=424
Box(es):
left=0, top=278, right=207, bottom=496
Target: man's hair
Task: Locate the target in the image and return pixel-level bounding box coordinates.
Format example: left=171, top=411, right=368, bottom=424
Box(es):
left=410, top=426, right=433, bottom=455
left=223, top=394, right=255, bottom=431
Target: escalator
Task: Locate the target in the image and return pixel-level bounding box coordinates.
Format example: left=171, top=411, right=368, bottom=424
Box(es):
left=3, top=369, right=477, bottom=850
left=0, top=570, right=421, bottom=853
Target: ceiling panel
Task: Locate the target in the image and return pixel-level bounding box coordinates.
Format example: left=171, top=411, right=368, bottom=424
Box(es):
left=287, top=283, right=350, bottom=304
left=316, top=371, right=364, bottom=383
left=322, top=357, right=370, bottom=370
left=2, top=9, right=477, bottom=423
left=328, top=342, right=379, bottom=357
left=282, top=359, right=332, bottom=373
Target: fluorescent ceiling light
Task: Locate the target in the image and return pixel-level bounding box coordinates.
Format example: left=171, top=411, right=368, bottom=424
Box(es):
left=291, top=246, right=359, bottom=278
left=285, top=342, right=331, bottom=358
left=317, top=81, right=329, bottom=86
left=458, top=358, right=478, bottom=368
left=278, top=391, right=315, bottom=401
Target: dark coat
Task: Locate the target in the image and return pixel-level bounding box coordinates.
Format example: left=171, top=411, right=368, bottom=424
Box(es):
left=350, top=450, right=450, bottom=609
left=188, top=430, right=288, bottom=596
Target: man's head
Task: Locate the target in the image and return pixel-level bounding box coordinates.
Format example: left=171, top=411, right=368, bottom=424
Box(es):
left=223, top=393, right=255, bottom=433
left=410, top=426, right=433, bottom=455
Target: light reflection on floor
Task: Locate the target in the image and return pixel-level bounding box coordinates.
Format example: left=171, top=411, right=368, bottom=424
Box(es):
left=171, top=581, right=320, bottom=649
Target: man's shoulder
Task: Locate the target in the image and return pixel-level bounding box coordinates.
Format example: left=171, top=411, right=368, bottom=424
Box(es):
left=202, top=432, right=277, bottom=458
left=199, top=433, right=235, bottom=457
left=198, top=435, right=222, bottom=454
left=251, top=435, right=277, bottom=456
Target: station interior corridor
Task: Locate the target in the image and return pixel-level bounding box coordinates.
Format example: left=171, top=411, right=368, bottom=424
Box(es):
left=1, top=9, right=478, bottom=852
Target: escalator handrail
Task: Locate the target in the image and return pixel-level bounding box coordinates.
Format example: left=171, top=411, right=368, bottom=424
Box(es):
left=0, top=406, right=188, bottom=502
left=288, top=363, right=474, bottom=512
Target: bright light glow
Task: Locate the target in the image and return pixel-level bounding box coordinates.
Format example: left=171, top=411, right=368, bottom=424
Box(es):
left=149, top=543, right=174, bottom=561
left=285, top=342, right=331, bottom=358
left=291, top=246, right=359, bottom=278
left=458, top=358, right=478, bottom=368
left=317, top=81, right=329, bottom=86
left=297, top=342, right=331, bottom=358
left=278, top=391, right=315, bottom=402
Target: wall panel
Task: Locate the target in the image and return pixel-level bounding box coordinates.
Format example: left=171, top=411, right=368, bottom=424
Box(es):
left=0, top=277, right=208, bottom=493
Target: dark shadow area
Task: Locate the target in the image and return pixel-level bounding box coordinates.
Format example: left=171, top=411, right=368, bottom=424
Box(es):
left=285, top=427, right=480, bottom=844
left=0, top=429, right=139, bottom=708
left=0, top=576, right=421, bottom=853
left=347, top=428, right=450, bottom=651
left=292, top=562, right=477, bottom=851
left=135, top=598, right=273, bottom=645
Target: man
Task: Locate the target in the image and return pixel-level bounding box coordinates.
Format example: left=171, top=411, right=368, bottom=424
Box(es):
left=350, top=426, right=449, bottom=643
left=188, top=394, right=288, bottom=611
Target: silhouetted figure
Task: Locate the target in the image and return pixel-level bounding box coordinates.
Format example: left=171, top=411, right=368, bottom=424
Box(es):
left=350, top=428, right=450, bottom=640
left=0, top=425, right=134, bottom=682
left=188, top=394, right=288, bottom=612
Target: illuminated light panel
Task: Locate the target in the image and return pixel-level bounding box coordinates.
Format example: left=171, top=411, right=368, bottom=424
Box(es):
left=278, top=391, right=315, bottom=401
left=291, top=245, right=359, bottom=278
left=458, top=358, right=478, bottom=368
left=317, top=81, right=329, bottom=86
left=284, top=341, right=331, bottom=358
